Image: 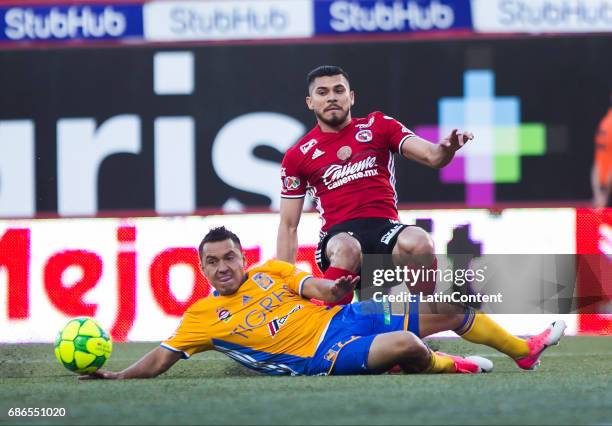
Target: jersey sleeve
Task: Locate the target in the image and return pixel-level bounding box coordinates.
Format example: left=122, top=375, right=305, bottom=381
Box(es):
left=280, top=148, right=307, bottom=198
left=267, top=259, right=312, bottom=297
left=161, top=306, right=212, bottom=359
left=378, top=111, right=416, bottom=156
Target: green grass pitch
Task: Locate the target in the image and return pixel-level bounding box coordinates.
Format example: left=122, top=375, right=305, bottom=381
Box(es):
left=1, top=336, right=611, bottom=425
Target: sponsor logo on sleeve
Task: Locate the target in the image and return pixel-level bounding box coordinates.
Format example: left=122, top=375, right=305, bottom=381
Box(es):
left=284, top=176, right=301, bottom=190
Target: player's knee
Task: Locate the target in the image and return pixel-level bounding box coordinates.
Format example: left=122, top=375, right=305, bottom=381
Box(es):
left=327, top=234, right=362, bottom=271
left=410, top=230, right=435, bottom=258
left=396, top=228, right=434, bottom=259
left=394, top=332, right=428, bottom=359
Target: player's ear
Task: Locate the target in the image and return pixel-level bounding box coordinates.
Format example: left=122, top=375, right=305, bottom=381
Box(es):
left=306, top=96, right=314, bottom=111
left=350, top=90, right=355, bottom=106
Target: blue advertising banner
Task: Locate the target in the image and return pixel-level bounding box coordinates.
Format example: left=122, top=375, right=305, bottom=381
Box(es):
left=0, top=4, right=143, bottom=42
left=314, top=0, right=473, bottom=34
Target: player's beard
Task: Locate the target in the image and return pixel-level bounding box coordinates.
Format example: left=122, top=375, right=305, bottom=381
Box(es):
left=316, top=107, right=350, bottom=128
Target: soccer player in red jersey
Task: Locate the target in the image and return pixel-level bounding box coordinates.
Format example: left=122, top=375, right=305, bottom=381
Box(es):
left=277, top=65, right=473, bottom=304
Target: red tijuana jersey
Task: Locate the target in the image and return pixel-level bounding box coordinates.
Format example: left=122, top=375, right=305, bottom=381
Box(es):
left=281, top=111, right=416, bottom=232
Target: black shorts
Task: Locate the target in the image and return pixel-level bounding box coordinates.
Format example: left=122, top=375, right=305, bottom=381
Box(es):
left=315, top=218, right=409, bottom=272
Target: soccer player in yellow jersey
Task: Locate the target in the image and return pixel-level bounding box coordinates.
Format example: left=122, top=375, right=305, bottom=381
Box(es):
left=82, top=227, right=565, bottom=379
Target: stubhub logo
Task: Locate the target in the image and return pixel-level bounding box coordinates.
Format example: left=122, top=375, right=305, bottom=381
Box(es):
left=1, top=5, right=143, bottom=41
left=143, top=1, right=313, bottom=41
left=315, top=0, right=473, bottom=34
left=472, top=0, right=612, bottom=33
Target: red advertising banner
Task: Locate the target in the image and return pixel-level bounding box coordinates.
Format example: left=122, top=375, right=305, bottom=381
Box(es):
left=576, top=208, right=612, bottom=335
left=1, top=208, right=580, bottom=343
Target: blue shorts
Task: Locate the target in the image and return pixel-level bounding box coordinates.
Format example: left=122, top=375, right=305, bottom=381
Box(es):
left=306, top=300, right=420, bottom=376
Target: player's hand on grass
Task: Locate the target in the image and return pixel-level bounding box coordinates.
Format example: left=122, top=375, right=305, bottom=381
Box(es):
left=78, top=369, right=122, bottom=380
left=440, top=128, right=474, bottom=152
left=331, top=275, right=360, bottom=299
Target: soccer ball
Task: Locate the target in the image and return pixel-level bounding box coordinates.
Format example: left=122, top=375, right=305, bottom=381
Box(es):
left=54, top=317, right=112, bottom=374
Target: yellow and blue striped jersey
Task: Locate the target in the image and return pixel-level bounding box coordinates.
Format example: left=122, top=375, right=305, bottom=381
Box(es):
left=161, top=259, right=342, bottom=375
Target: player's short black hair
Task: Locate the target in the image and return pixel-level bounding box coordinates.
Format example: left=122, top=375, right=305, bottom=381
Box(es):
left=199, top=226, right=242, bottom=259
left=307, top=65, right=350, bottom=93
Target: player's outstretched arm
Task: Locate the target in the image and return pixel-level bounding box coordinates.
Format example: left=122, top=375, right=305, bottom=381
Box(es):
left=301, top=276, right=359, bottom=303
left=276, top=197, right=305, bottom=263
left=402, top=129, right=474, bottom=169
left=78, top=346, right=182, bottom=380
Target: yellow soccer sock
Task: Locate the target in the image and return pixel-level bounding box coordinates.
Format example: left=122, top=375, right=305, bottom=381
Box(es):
left=457, top=310, right=529, bottom=359
left=422, top=350, right=456, bottom=374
